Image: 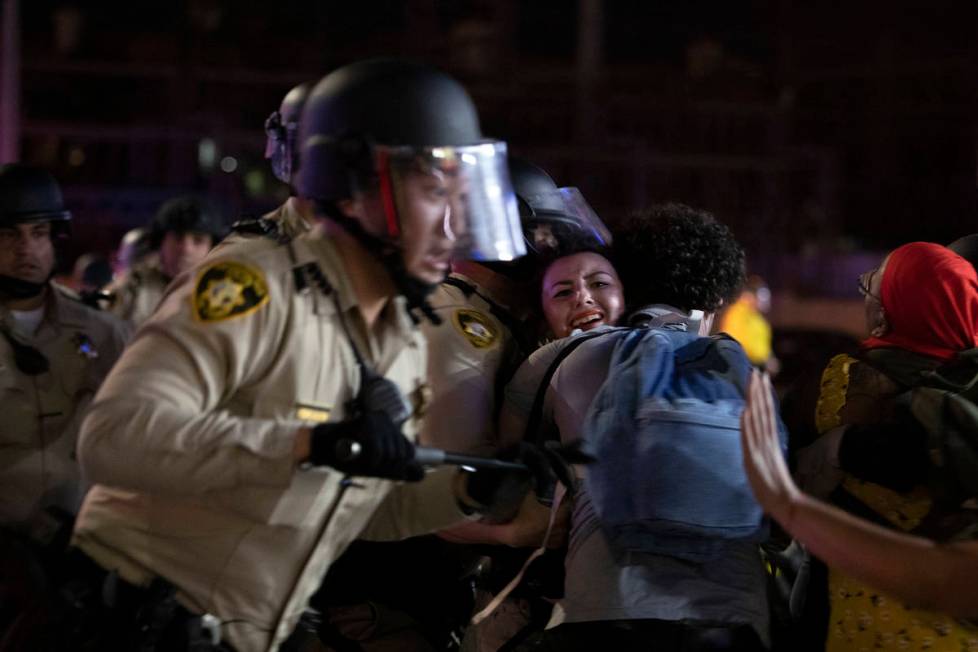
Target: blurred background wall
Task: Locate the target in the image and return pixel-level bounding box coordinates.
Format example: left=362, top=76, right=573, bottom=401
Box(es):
left=1, top=0, right=975, bottom=335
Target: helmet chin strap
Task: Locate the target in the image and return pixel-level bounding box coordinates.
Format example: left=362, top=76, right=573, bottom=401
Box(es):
left=0, top=274, right=48, bottom=301
left=315, top=201, right=443, bottom=325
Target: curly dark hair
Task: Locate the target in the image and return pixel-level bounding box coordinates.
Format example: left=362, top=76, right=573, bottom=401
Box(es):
left=612, top=203, right=745, bottom=314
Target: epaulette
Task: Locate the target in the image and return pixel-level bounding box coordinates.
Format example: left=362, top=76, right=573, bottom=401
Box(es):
left=231, top=217, right=281, bottom=240
left=54, top=283, right=110, bottom=311
left=53, top=282, right=82, bottom=301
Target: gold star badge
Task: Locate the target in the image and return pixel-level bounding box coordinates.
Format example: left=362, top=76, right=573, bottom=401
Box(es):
left=451, top=309, right=499, bottom=349
left=192, top=261, right=269, bottom=323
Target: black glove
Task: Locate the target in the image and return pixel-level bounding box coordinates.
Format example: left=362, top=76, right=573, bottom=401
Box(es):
left=461, top=442, right=563, bottom=522
left=309, top=411, right=424, bottom=482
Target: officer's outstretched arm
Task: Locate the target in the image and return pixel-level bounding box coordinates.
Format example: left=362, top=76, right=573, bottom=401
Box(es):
left=78, top=260, right=299, bottom=495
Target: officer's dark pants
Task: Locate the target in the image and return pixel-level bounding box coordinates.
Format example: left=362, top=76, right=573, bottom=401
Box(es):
left=513, top=619, right=766, bottom=652
left=1, top=546, right=234, bottom=652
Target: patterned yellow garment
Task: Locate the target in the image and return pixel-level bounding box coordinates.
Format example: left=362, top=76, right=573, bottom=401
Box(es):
left=816, top=354, right=978, bottom=652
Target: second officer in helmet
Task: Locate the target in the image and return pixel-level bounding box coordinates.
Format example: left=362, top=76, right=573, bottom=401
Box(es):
left=227, top=81, right=318, bottom=246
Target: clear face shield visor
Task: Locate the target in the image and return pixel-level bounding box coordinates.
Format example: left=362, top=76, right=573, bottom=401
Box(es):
left=520, top=186, right=612, bottom=256
left=353, top=141, right=526, bottom=264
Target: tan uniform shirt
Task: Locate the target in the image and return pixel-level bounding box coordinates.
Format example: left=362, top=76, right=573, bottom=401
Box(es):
left=419, top=274, right=521, bottom=454
left=0, top=284, right=130, bottom=528
left=104, top=254, right=170, bottom=327
left=73, top=231, right=467, bottom=652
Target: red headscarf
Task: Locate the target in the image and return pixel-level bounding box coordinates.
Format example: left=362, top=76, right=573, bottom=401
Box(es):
left=862, top=242, right=978, bottom=361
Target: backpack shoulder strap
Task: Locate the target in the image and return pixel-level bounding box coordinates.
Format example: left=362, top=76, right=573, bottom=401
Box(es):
left=523, top=331, right=608, bottom=444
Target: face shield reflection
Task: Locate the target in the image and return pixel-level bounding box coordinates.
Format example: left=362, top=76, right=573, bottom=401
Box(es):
left=374, top=142, right=526, bottom=265
left=521, top=186, right=612, bottom=256
left=557, top=187, right=612, bottom=246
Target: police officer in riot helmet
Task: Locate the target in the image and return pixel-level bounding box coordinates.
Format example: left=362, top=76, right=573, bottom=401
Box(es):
left=105, top=195, right=226, bottom=326
left=0, top=163, right=129, bottom=525
left=424, top=156, right=611, bottom=453
left=66, top=59, right=535, bottom=652
left=0, top=165, right=129, bottom=646
left=430, top=159, right=611, bottom=649
left=506, top=157, right=611, bottom=273
left=265, top=82, right=311, bottom=190
left=148, top=196, right=225, bottom=278
left=228, top=82, right=318, bottom=243
left=298, top=59, right=525, bottom=325
left=0, top=165, right=71, bottom=302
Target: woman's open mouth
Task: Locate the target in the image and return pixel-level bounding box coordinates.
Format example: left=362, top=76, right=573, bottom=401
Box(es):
left=570, top=310, right=605, bottom=331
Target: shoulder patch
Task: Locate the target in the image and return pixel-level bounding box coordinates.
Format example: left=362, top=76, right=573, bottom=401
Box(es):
left=451, top=309, right=499, bottom=349
left=192, top=261, right=269, bottom=323
left=231, top=217, right=281, bottom=239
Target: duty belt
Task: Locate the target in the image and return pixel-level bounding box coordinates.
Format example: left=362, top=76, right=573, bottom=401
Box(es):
left=57, top=549, right=230, bottom=651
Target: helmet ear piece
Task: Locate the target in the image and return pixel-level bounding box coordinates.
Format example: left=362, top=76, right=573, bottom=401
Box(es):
left=306, top=135, right=378, bottom=201
left=337, top=136, right=377, bottom=185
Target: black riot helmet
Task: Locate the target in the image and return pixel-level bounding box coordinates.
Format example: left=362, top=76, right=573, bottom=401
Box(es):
left=148, top=196, right=227, bottom=250
left=0, top=164, right=72, bottom=227
left=297, top=58, right=524, bottom=321
left=300, top=59, right=480, bottom=201
left=265, top=82, right=313, bottom=186
left=509, top=158, right=610, bottom=257
left=0, top=164, right=71, bottom=301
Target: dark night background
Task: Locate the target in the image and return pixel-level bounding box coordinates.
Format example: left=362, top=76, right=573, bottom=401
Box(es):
left=4, top=0, right=976, bottom=316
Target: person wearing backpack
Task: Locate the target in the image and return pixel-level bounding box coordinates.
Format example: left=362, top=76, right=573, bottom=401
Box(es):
left=776, top=241, right=978, bottom=652
left=501, top=203, right=778, bottom=651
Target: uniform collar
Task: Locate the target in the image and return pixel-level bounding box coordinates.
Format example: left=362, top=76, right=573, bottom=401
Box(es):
left=140, top=255, right=170, bottom=283
left=306, top=233, right=416, bottom=351
left=44, top=283, right=89, bottom=331
left=310, top=236, right=359, bottom=315
left=1, top=282, right=88, bottom=340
